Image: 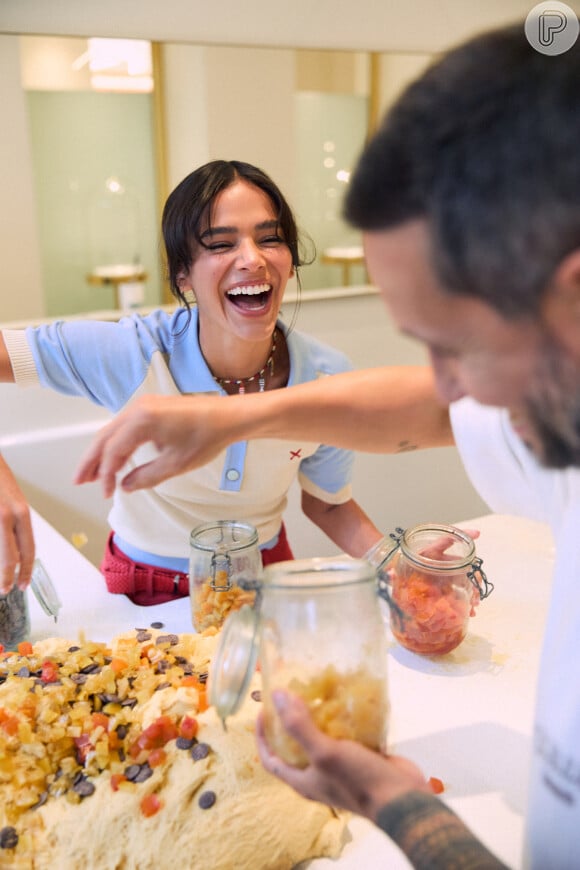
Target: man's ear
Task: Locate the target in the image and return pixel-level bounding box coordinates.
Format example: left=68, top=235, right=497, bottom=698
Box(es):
left=542, top=249, right=580, bottom=358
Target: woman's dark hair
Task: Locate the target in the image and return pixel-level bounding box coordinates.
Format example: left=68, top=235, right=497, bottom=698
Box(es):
left=162, top=160, right=312, bottom=310
left=345, top=23, right=580, bottom=317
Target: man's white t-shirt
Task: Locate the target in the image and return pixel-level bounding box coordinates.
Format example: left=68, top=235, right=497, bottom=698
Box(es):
left=451, top=397, right=580, bottom=869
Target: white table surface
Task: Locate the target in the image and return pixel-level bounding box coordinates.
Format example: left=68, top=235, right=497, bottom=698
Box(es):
left=28, top=510, right=555, bottom=870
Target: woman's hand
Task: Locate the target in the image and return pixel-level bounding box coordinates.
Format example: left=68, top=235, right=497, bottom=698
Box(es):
left=0, top=455, right=35, bottom=592
left=256, top=690, right=431, bottom=821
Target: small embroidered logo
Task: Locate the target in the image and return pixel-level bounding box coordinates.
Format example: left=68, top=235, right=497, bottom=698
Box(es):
left=289, top=449, right=302, bottom=461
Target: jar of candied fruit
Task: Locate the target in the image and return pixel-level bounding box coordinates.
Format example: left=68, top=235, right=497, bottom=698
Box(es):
left=367, top=523, right=493, bottom=656
left=189, top=520, right=262, bottom=633
left=209, top=557, right=390, bottom=767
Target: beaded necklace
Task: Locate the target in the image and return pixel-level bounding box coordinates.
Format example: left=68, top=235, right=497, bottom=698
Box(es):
left=214, top=331, right=277, bottom=394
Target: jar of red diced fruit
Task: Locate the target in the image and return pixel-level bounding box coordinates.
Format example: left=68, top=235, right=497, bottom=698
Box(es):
left=367, top=523, right=493, bottom=656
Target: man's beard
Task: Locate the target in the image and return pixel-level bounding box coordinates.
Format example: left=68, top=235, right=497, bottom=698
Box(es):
left=525, top=341, right=580, bottom=469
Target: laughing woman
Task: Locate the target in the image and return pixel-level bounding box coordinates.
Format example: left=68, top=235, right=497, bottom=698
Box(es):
left=0, top=160, right=382, bottom=605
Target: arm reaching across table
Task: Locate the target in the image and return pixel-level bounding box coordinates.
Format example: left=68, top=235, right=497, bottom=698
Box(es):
left=75, top=366, right=453, bottom=497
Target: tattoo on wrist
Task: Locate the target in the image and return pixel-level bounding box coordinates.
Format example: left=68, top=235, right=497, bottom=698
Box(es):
left=376, top=792, right=508, bottom=870
left=396, top=440, right=418, bottom=453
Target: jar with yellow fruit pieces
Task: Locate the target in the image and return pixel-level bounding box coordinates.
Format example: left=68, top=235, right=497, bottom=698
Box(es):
left=189, top=520, right=262, bottom=633
left=209, top=557, right=390, bottom=768
left=366, top=524, right=494, bottom=656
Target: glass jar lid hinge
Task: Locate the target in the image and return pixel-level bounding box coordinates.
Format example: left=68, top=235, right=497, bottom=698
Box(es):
left=467, top=557, right=494, bottom=599
left=376, top=569, right=406, bottom=630
left=210, top=551, right=232, bottom=590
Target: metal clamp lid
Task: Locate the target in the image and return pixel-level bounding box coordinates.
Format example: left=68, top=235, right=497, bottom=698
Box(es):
left=208, top=605, right=260, bottom=725
left=369, top=525, right=494, bottom=617
left=364, top=531, right=402, bottom=573
left=467, top=557, right=494, bottom=600
left=364, top=530, right=403, bottom=613
left=210, top=550, right=232, bottom=591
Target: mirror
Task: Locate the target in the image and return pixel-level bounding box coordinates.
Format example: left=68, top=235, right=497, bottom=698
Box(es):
left=0, top=33, right=433, bottom=323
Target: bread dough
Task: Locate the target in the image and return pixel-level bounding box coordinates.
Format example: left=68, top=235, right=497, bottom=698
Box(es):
left=0, top=630, right=347, bottom=869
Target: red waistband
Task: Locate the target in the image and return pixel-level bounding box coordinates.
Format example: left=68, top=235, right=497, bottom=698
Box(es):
left=260, top=522, right=294, bottom=567
left=101, top=533, right=189, bottom=606
left=100, top=525, right=294, bottom=607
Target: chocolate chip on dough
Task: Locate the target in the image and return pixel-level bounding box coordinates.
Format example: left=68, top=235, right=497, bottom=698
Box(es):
left=73, top=778, right=96, bottom=798
left=0, top=827, right=18, bottom=849
left=124, top=763, right=153, bottom=783
left=124, top=764, right=142, bottom=782
left=155, top=634, right=179, bottom=646
left=198, top=790, right=216, bottom=809
left=154, top=681, right=171, bottom=692
left=133, top=763, right=153, bottom=783
left=191, top=742, right=210, bottom=761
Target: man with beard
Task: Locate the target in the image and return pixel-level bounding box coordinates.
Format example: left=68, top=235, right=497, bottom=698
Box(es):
left=76, top=22, right=580, bottom=869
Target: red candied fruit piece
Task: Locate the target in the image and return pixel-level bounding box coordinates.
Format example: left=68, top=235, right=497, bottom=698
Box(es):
left=40, top=660, right=59, bottom=683
left=148, top=748, right=167, bottom=768
left=129, top=715, right=179, bottom=758
left=140, top=793, right=163, bottom=817
left=110, top=773, right=127, bottom=791
left=0, top=709, right=19, bottom=736
left=428, top=776, right=445, bottom=794
left=74, top=733, right=93, bottom=764
left=179, top=716, right=198, bottom=741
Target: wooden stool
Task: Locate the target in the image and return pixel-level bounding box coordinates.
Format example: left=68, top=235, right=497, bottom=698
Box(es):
left=87, top=265, right=148, bottom=310
left=321, top=246, right=366, bottom=286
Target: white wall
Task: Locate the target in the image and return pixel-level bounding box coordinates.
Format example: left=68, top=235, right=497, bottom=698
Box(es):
left=376, top=52, right=434, bottom=117
left=163, top=43, right=297, bottom=201
left=162, top=44, right=210, bottom=189
left=0, top=291, right=489, bottom=567
left=0, top=0, right=551, bottom=53
left=0, top=35, right=45, bottom=322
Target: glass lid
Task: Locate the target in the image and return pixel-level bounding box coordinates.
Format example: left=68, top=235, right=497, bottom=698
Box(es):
left=208, top=605, right=260, bottom=723
left=30, top=559, right=62, bottom=621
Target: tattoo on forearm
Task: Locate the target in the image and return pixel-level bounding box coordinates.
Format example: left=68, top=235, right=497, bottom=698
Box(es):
left=396, top=440, right=418, bottom=453
left=376, top=792, right=508, bottom=870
